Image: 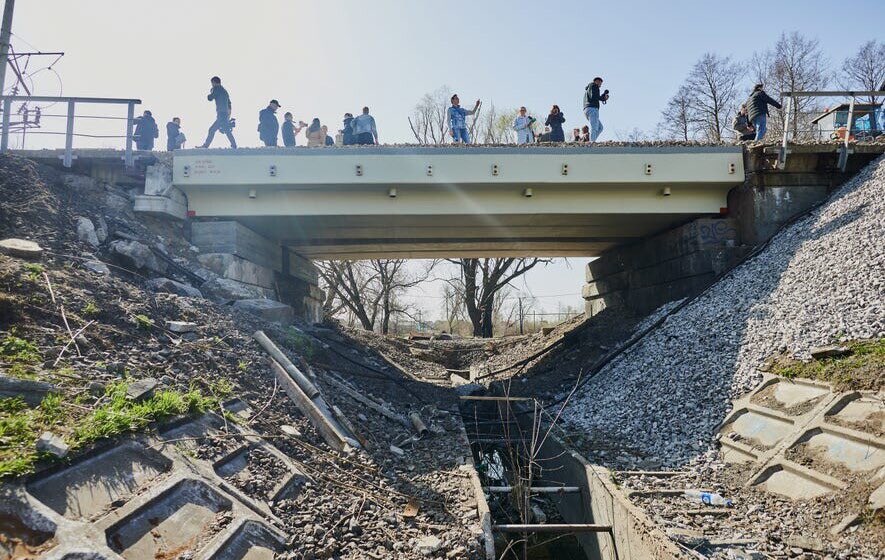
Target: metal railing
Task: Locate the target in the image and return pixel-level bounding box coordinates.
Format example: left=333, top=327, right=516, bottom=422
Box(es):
left=779, top=90, right=885, bottom=171
left=0, top=95, right=141, bottom=167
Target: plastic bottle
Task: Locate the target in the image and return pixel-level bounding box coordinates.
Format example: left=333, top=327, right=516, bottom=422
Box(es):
left=683, top=490, right=733, bottom=507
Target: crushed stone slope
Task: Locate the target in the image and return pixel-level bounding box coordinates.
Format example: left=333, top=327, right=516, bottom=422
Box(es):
left=565, top=155, right=885, bottom=467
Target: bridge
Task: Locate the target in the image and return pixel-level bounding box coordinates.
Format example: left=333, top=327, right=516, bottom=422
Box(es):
left=173, top=145, right=744, bottom=259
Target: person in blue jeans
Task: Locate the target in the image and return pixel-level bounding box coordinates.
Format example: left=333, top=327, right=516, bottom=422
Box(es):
left=448, top=94, right=480, bottom=144
left=746, top=83, right=781, bottom=141
left=583, top=77, right=609, bottom=143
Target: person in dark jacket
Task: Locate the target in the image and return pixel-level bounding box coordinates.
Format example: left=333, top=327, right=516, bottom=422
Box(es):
left=341, top=113, right=356, bottom=145
left=281, top=112, right=306, bottom=147
left=133, top=110, right=159, bottom=151
left=732, top=104, right=756, bottom=141
left=166, top=117, right=184, bottom=151
left=545, top=105, right=566, bottom=142
left=198, top=76, right=237, bottom=148
left=258, top=100, right=281, bottom=147
left=746, top=84, right=781, bottom=141
left=582, top=77, right=609, bottom=142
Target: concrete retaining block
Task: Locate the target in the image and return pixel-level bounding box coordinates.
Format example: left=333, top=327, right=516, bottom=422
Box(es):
left=285, top=250, right=319, bottom=285
left=191, top=222, right=282, bottom=272
left=198, top=253, right=276, bottom=290
left=133, top=195, right=187, bottom=221
left=232, top=299, right=295, bottom=324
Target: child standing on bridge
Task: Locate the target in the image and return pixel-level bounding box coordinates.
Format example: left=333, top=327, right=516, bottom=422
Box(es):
left=198, top=76, right=237, bottom=149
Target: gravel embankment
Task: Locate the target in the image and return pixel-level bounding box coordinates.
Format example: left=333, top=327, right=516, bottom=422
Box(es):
left=564, top=155, right=885, bottom=467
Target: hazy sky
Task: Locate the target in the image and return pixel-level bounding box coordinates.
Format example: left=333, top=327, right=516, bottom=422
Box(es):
left=7, top=0, right=881, bottom=322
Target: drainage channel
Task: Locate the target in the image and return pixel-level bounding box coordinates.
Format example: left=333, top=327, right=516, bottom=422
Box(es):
left=457, top=395, right=610, bottom=560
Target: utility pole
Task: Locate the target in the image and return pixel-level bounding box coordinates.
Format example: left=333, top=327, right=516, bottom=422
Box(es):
left=517, top=296, right=524, bottom=335
left=0, top=0, right=15, bottom=98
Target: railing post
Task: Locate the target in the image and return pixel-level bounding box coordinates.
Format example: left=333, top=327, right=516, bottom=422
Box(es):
left=124, top=101, right=134, bottom=168
left=778, top=95, right=792, bottom=170
left=839, top=96, right=856, bottom=172
left=63, top=100, right=75, bottom=168
left=1, top=97, right=11, bottom=152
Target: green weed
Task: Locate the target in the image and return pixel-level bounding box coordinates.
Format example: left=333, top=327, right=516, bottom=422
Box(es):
left=81, top=301, right=99, bottom=316
left=23, top=263, right=44, bottom=282
left=769, top=338, right=884, bottom=391
left=0, top=331, right=41, bottom=364
left=133, top=314, right=154, bottom=329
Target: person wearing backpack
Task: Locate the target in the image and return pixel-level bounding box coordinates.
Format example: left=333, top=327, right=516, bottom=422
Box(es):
left=746, top=84, right=781, bottom=141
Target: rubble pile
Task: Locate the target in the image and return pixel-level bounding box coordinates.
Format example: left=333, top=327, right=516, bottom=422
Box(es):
left=0, top=154, right=487, bottom=558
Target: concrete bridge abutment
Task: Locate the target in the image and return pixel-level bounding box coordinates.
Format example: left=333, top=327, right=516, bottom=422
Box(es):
left=582, top=144, right=885, bottom=317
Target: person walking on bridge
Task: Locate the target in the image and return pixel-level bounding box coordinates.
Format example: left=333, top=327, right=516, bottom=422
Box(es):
left=746, top=83, right=781, bottom=141
left=351, top=107, right=378, bottom=145
left=512, top=106, right=536, bottom=144
left=448, top=94, right=480, bottom=144
left=133, top=110, right=159, bottom=151
left=258, top=99, right=281, bottom=147
left=198, top=76, right=237, bottom=149
left=583, top=77, right=609, bottom=143
left=166, top=117, right=185, bottom=150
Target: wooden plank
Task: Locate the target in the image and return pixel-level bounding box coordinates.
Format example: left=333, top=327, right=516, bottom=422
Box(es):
left=493, top=524, right=612, bottom=533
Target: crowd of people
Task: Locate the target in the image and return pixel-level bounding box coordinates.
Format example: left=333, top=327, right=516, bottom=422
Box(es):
left=130, top=74, right=784, bottom=151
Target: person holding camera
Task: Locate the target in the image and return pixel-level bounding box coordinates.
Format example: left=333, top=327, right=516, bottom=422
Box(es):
left=512, top=107, right=536, bottom=144
left=198, top=76, right=237, bottom=149
left=341, top=113, right=356, bottom=146
left=545, top=105, right=566, bottom=143
left=448, top=94, right=480, bottom=144
left=583, top=77, right=609, bottom=143
left=732, top=104, right=756, bottom=142
left=282, top=112, right=307, bottom=147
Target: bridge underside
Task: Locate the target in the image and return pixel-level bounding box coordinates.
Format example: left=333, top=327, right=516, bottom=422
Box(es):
left=234, top=213, right=702, bottom=259
left=174, top=146, right=744, bottom=259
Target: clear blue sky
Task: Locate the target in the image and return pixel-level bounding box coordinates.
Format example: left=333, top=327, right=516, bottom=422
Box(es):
left=8, top=0, right=879, bottom=322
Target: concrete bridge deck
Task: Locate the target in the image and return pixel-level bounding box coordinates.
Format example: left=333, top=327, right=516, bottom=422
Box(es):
left=172, top=145, right=744, bottom=259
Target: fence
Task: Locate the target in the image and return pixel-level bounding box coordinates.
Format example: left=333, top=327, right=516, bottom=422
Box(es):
left=778, top=90, right=885, bottom=171
left=0, top=95, right=141, bottom=168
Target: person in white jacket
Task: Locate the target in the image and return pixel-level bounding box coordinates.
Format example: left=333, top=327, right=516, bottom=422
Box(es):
left=512, top=107, right=536, bottom=144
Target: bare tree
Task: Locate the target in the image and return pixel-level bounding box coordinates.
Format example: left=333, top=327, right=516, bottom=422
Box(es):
left=408, top=86, right=452, bottom=145
left=683, top=53, right=743, bottom=142
left=440, top=283, right=465, bottom=334
left=317, top=260, right=429, bottom=334
left=476, top=103, right=519, bottom=144
left=838, top=40, right=885, bottom=103
left=450, top=258, right=549, bottom=338
left=751, top=32, right=829, bottom=138
left=657, top=85, right=695, bottom=141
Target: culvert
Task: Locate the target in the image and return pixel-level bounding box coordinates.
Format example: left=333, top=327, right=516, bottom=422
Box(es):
left=457, top=394, right=683, bottom=560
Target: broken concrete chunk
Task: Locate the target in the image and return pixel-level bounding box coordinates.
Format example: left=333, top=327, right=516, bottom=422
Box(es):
left=126, top=377, right=158, bottom=402
left=76, top=217, right=100, bottom=248
left=389, top=444, right=405, bottom=457
left=165, top=320, right=197, bottom=333
left=83, top=260, right=110, bottom=275
left=809, top=345, right=851, bottom=360
left=232, top=299, right=294, bottom=324
left=145, top=277, right=203, bottom=298
left=415, top=535, right=442, bottom=556
left=109, top=239, right=165, bottom=273
left=869, top=482, right=885, bottom=510
left=201, top=277, right=268, bottom=302
left=0, top=238, right=43, bottom=259
left=36, top=431, right=69, bottom=458
left=0, top=376, right=58, bottom=405
left=281, top=425, right=302, bottom=437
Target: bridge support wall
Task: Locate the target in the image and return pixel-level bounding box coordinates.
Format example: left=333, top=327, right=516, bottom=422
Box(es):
left=583, top=145, right=885, bottom=316
left=190, top=221, right=323, bottom=323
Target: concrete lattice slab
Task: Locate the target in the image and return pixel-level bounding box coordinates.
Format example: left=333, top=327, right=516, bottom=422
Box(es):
left=721, top=407, right=794, bottom=449
left=751, top=462, right=844, bottom=500
left=105, top=478, right=232, bottom=559
left=793, top=427, right=884, bottom=473
left=27, top=443, right=171, bottom=520
left=205, top=519, right=284, bottom=560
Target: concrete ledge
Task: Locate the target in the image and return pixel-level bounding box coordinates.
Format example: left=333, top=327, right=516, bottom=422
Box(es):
left=198, top=253, right=276, bottom=290
left=133, top=195, right=187, bottom=220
